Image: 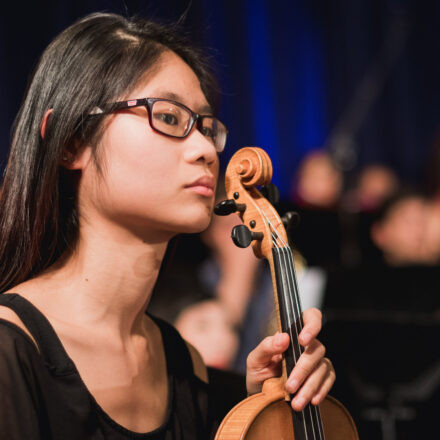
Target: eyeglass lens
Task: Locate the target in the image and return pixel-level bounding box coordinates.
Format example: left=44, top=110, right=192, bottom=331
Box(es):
left=150, top=100, right=226, bottom=152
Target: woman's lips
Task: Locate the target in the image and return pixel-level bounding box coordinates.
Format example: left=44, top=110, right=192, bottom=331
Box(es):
left=187, top=185, right=215, bottom=196
left=185, top=175, right=216, bottom=197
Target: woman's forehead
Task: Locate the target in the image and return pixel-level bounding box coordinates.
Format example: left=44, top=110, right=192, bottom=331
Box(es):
left=129, top=51, right=211, bottom=114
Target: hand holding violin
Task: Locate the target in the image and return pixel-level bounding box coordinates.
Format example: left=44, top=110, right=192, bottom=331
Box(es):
left=246, top=307, right=335, bottom=411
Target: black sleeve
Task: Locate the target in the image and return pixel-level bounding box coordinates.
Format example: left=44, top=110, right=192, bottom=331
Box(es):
left=0, top=321, right=43, bottom=440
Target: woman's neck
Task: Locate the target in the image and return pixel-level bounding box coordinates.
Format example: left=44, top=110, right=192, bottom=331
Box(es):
left=12, top=220, right=170, bottom=343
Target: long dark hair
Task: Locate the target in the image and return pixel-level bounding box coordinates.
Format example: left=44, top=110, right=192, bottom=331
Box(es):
left=0, top=12, right=218, bottom=292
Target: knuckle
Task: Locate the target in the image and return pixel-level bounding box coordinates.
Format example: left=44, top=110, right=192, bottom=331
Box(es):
left=322, top=357, right=333, bottom=371
left=322, top=358, right=336, bottom=381
left=305, top=307, right=322, bottom=321
left=246, top=354, right=253, bottom=368
left=307, top=339, right=325, bottom=358
left=256, top=335, right=272, bottom=353
left=303, top=308, right=322, bottom=333
left=263, top=335, right=276, bottom=352
left=295, top=363, right=311, bottom=379
left=301, top=385, right=318, bottom=403
left=329, top=366, right=336, bottom=381
left=316, top=341, right=326, bottom=358
left=246, top=335, right=276, bottom=369
left=311, top=307, right=322, bottom=320
left=273, top=353, right=283, bottom=365
left=246, top=350, right=258, bottom=368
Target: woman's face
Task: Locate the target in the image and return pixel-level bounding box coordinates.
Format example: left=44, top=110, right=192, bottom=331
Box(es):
left=79, top=51, right=219, bottom=241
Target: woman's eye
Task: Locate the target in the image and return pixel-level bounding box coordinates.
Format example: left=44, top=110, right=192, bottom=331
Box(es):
left=201, top=126, right=214, bottom=138
left=156, top=113, right=179, bottom=126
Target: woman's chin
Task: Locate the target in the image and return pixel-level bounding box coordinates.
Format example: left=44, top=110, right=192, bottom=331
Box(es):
left=177, top=212, right=213, bottom=234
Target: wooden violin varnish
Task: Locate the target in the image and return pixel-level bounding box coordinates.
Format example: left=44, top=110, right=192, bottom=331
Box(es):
left=214, top=147, right=359, bottom=440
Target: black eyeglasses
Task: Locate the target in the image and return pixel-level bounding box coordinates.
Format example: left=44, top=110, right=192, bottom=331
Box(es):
left=90, top=97, right=228, bottom=153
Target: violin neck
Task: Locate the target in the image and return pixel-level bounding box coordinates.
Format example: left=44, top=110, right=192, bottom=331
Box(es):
left=271, top=246, right=305, bottom=378
left=271, top=246, right=327, bottom=440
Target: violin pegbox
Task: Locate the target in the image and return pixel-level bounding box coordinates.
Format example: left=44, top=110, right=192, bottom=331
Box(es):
left=221, top=147, right=288, bottom=260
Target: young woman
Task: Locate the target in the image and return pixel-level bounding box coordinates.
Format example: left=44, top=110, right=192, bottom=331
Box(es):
left=0, top=13, right=335, bottom=439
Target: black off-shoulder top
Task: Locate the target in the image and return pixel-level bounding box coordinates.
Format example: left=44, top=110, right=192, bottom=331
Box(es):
left=0, top=293, right=218, bottom=440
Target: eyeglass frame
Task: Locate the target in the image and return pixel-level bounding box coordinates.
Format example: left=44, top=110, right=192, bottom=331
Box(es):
left=89, top=97, right=228, bottom=153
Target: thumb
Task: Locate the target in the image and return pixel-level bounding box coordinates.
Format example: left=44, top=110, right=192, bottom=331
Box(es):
left=247, top=332, right=290, bottom=369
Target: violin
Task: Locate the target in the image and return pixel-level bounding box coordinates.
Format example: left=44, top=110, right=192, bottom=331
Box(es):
left=214, top=147, right=358, bottom=439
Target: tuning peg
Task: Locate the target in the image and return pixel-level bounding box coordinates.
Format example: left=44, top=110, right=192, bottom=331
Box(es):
left=231, top=225, right=264, bottom=248
left=281, top=211, right=300, bottom=231
left=214, top=199, right=246, bottom=216
left=260, top=183, right=280, bottom=205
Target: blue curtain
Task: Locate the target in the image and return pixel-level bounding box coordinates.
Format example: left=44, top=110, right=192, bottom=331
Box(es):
left=1, top=0, right=439, bottom=195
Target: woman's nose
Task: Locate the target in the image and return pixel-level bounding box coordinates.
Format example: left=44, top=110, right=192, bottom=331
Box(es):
left=183, top=129, right=218, bottom=166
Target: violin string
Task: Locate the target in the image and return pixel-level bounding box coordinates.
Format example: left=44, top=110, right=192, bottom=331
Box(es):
left=281, top=245, right=315, bottom=440
left=264, top=216, right=302, bottom=343
left=274, top=242, right=296, bottom=337
left=274, top=254, right=323, bottom=439
left=265, top=215, right=324, bottom=440
left=274, top=245, right=309, bottom=439
left=284, top=246, right=324, bottom=440
left=286, top=249, right=325, bottom=440
left=264, top=215, right=289, bottom=248
left=265, top=219, right=301, bottom=348
left=266, top=218, right=311, bottom=439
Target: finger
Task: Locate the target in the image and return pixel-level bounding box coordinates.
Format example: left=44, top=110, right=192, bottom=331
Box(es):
left=246, top=333, right=289, bottom=395
left=246, top=353, right=284, bottom=395
left=299, top=308, right=322, bottom=346
left=291, top=358, right=335, bottom=411
left=246, top=332, right=289, bottom=369
left=285, top=339, right=326, bottom=394
left=311, top=365, right=336, bottom=406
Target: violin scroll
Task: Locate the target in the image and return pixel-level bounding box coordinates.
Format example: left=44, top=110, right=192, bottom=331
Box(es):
left=225, top=147, right=273, bottom=189
left=215, top=147, right=287, bottom=260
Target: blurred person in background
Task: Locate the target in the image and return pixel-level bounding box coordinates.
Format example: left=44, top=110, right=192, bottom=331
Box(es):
left=344, top=164, right=399, bottom=214
left=340, top=164, right=400, bottom=268
left=285, top=149, right=344, bottom=273
left=325, top=190, right=440, bottom=310
left=174, top=299, right=240, bottom=370
left=370, top=191, right=440, bottom=266
left=291, top=150, right=343, bottom=209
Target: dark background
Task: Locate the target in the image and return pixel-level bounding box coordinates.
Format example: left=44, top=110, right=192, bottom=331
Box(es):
left=1, top=0, right=439, bottom=197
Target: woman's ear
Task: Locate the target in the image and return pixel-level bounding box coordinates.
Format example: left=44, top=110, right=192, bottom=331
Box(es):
left=41, top=108, right=92, bottom=170
left=61, top=140, right=92, bottom=171
left=40, top=108, right=53, bottom=140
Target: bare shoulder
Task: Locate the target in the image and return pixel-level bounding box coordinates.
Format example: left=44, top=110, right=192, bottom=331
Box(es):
left=185, top=340, right=208, bottom=383
left=0, top=280, right=48, bottom=351
left=0, top=304, right=39, bottom=351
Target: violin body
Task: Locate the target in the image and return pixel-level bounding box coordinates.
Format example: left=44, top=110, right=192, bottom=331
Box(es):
left=215, top=378, right=358, bottom=440
left=214, top=147, right=359, bottom=439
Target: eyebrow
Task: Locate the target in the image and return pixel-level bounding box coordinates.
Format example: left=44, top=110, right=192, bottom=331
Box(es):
left=153, top=91, right=213, bottom=115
